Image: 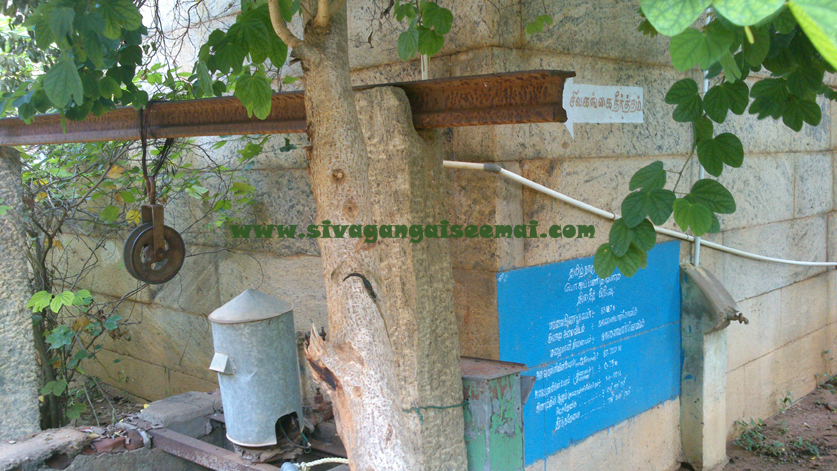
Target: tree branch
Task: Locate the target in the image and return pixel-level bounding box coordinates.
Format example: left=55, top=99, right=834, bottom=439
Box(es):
left=268, top=0, right=304, bottom=48
left=314, top=0, right=330, bottom=28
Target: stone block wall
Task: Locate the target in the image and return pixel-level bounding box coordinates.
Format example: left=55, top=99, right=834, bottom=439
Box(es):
left=59, top=1, right=837, bottom=470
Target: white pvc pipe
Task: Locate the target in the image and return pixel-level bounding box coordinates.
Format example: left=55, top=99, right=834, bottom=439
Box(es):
left=443, top=161, right=837, bottom=268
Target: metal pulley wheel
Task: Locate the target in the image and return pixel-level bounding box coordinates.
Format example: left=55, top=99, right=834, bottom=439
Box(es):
left=122, top=203, right=185, bottom=284
left=123, top=222, right=185, bottom=284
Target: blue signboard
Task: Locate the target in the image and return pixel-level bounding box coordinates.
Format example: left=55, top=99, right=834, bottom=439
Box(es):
left=497, top=241, right=682, bottom=465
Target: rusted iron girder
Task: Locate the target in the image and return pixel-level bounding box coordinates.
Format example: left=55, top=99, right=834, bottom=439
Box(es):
left=0, top=70, right=574, bottom=146
left=148, top=427, right=282, bottom=471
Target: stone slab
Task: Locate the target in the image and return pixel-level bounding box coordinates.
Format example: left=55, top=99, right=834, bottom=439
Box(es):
left=721, top=215, right=827, bottom=301
left=726, top=289, right=781, bottom=372
left=714, top=154, right=794, bottom=231
left=95, top=299, right=216, bottom=384
left=520, top=0, right=672, bottom=66
left=140, top=390, right=222, bottom=437
left=452, top=269, right=500, bottom=360
left=778, top=273, right=833, bottom=347
left=524, top=399, right=680, bottom=471
left=794, top=153, right=834, bottom=218
left=217, top=253, right=327, bottom=333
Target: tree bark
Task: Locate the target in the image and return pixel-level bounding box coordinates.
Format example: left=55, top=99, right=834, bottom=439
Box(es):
left=359, top=88, right=467, bottom=470
left=293, top=4, right=466, bottom=471
left=0, top=147, right=40, bottom=440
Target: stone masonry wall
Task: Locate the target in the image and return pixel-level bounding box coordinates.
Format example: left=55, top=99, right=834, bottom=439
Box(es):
left=58, top=1, right=837, bottom=471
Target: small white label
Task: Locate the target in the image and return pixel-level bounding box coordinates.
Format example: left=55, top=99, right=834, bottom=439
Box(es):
left=562, top=78, right=644, bottom=138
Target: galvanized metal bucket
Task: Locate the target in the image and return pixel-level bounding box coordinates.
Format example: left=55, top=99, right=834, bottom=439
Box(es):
left=208, top=289, right=303, bottom=447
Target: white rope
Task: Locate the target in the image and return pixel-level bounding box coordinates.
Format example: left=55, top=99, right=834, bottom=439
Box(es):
left=283, top=457, right=349, bottom=471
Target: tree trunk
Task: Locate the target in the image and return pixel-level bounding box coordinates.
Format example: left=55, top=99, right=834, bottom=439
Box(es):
left=0, top=147, right=40, bottom=439
left=359, top=88, right=467, bottom=470
left=295, top=5, right=466, bottom=471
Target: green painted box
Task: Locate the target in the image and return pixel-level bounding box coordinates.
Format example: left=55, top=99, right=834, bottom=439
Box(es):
left=461, top=357, right=531, bottom=471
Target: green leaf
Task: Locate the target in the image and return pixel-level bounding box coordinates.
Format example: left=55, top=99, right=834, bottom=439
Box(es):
left=196, top=61, right=213, bottom=97
left=704, top=80, right=750, bottom=123
left=639, top=0, right=709, bottom=36
left=609, top=218, right=631, bottom=256
left=30, top=13, right=55, bottom=49
left=525, top=14, right=553, bottom=35
left=630, top=219, right=658, bottom=251
left=614, top=243, right=648, bottom=278
left=689, top=179, right=736, bottom=213
left=672, top=94, right=703, bottom=122
left=101, top=0, right=143, bottom=39
left=787, top=63, right=825, bottom=97
left=103, top=314, right=122, bottom=331
left=666, top=79, right=702, bottom=122
left=228, top=19, right=270, bottom=63
left=398, top=27, right=419, bottom=61
left=46, top=325, right=74, bottom=349
left=665, top=78, right=699, bottom=105
left=629, top=161, right=667, bottom=191
left=73, top=289, right=93, bottom=306
left=43, top=58, right=84, bottom=108
left=212, top=42, right=247, bottom=75
left=276, top=0, right=300, bottom=22
left=232, top=181, right=255, bottom=194
left=594, top=243, right=617, bottom=279
left=50, top=291, right=75, bottom=313
left=610, top=218, right=657, bottom=257
left=673, top=198, right=713, bottom=236
left=622, top=189, right=676, bottom=227
left=119, top=45, right=143, bottom=66
left=670, top=25, right=734, bottom=71
left=100, top=205, right=119, bottom=222
left=719, top=50, right=742, bottom=82
left=696, top=132, right=744, bottom=176
left=119, top=190, right=136, bottom=204
left=235, top=71, right=273, bottom=120
left=82, top=34, right=105, bottom=69
left=788, top=0, right=837, bottom=70
left=98, top=76, right=122, bottom=100
left=783, top=96, right=822, bottom=131
left=395, top=2, right=417, bottom=21
left=749, top=78, right=788, bottom=119
left=421, top=1, right=454, bottom=34
left=713, top=0, right=785, bottom=26
left=26, top=291, right=53, bottom=313
left=417, top=26, right=445, bottom=56
left=279, top=137, right=296, bottom=152
left=49, top=7, right=75, bottom=46
left=53, top=379, right=68, bottom=396
left=694, top=116, right=714, bottom=142
left=742, top=25, right=770, bottom=66
left=66, top=403, right=87, bottom=420
left=637, top=19, right=659, bottom=37
left=41, top=381, right=56, bottom=396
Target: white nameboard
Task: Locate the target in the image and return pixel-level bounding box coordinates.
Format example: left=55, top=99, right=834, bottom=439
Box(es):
left=562, top=78, right=644, bottom=138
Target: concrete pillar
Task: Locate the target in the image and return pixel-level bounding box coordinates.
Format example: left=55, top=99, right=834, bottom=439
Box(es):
left=0, top=147, right=39, bottom=439
left=680, top=263, right=746, bottom=471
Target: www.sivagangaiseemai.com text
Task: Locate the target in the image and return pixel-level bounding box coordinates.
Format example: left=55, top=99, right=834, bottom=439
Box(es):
left=228, top=220, right=595, bottom=243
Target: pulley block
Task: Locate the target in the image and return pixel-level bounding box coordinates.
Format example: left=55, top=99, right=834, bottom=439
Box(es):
left=122, top=204, right=185, bottom=284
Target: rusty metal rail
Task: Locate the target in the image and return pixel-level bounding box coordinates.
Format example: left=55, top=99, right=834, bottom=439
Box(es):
left=0, top=70, right=573, bottom=146
left=148, top=427, right=282, bottom=471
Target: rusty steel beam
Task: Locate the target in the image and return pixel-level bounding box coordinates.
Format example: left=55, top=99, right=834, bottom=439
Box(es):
left=0, top=70, right=574, bottom=146
left=148, top=427, right=282, bottom=471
